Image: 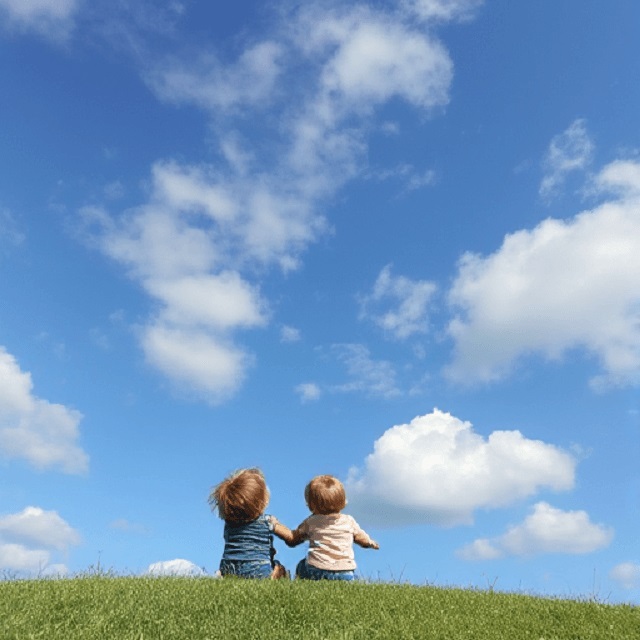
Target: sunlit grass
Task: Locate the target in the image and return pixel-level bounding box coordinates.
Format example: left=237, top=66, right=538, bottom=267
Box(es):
left=1, top=575, right=638, bottom=639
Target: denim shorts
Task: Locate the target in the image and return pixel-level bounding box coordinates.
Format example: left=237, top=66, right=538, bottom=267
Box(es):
left=295, top=559, right=355, bottom=581
left=219, top=559, right=272, bottom=578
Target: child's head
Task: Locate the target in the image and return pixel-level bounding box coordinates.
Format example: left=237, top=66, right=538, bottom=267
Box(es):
left=209, top=468, right=269, bottom=524
left=304, top=475, right=347, bottom=515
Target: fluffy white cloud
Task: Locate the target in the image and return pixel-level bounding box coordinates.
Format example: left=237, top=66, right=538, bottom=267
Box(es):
left=346, top=409, right=576, bottom=527
left=147, top=559, right=205, bottom=577
left=141, top=323, right=252, bottom=403
left=0, top=507, right=81, bottom=550
left=457, top=502, right=614, bottom=559
left=360, top=265, right=437, bottom=339
left=446, top=159, right=640, bottom=388
left=0, top=347, right=88, bottom=474
left=309, top=10, right=453, bottom=112
left=0, top=0, right=79, bottom=40
left=609, top=562, right=640, bottom=590
left=540, top=119, right=594, bottom=199
left=0, top=507, right=80, bottom=575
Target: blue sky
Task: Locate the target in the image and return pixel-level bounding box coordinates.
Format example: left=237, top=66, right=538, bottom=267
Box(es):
left=1, top=0, right=639, bottom=602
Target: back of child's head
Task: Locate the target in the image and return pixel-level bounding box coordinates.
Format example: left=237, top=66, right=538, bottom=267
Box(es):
left=305, top=475, right=347, bottom=515
left=209, top=468, right=269, bottom=524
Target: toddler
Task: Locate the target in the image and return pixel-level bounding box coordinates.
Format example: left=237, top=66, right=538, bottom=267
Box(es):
left=272, top=474, right=378, bottom=581
left=209, top=468, right=287, bottom=579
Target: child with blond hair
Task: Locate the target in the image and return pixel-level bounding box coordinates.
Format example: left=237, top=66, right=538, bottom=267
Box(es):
left=209, top=468, right=287, bottom=579
left=272, top=474, right=378, bottom=580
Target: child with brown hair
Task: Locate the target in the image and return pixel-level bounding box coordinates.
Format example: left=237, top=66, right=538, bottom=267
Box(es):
left=272, top=474, right=379, bottom=581
left=209, top=468, right=287, bottom=579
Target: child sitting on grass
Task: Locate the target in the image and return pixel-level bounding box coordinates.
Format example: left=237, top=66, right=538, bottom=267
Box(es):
left=272, top=474, right=378, bottom=581
left=209, top=468, right=288, bottom=579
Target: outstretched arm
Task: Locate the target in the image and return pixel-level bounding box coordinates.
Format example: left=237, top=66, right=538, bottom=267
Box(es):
left=271, top=517, right=306, bottom=548
left=354, top=530, right=379, bottom=550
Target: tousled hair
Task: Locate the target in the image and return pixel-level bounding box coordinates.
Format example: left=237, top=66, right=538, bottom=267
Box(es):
left=209, top=468, right=269, bottom=524
left=305, top=475, right=346, bottom=515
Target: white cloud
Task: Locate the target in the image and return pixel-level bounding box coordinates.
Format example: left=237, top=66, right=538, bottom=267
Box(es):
left=295, top=382, right=322, bottom=403
left=82, top=2, right=467, bottom=402
left=540, top=119, right=594, bottom=199
left=0, top=507, right=80, bottom=575
left=457, top=502, right=614, bottom=559
left=147, top=272, right=267, bottom=331
left=403, top=0, right=484, bottom=23
left=0, top=543, right=50, bottom=574
left=360, top=265, right=437, bottom=339
left=141, top=323, right=251, bottom=403
left=0, top=0, right=79, bottom=40
left=0, top=507, right=81, bottom=550
left=0, top=347, right=88, bottom=474
left=366, top=163, right=437, bottom=193
left=311, top=12, right=453, bottom=112
left=609, top=562, right=640, bottom=590
left=280, top=325, right=301, bottom=343
left=146, top=559, right=205, bottom=577
left=149, top=41, right=284, bottom=113
left=331, top=344, right=401, bottom=398
left=346, top=409, right=576, bottom=527
left=446, top=159, right=640, bottom=388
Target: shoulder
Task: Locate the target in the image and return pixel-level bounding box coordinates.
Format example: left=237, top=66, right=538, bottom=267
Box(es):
left=340, top=513, right=361, bottom=530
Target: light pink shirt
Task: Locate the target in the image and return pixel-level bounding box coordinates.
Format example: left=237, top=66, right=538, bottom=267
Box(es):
left=295, top=513, right=370, bottom=571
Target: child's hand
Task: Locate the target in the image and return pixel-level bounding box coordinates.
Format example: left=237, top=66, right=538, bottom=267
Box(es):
left=369, top=540, right=380, bottom=550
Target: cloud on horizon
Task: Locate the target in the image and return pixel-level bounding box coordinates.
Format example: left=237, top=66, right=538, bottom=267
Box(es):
left=0, top=506, right=81, bottom=575
left=146, top=559, right=206, bottom=577
left=346, top=409, right=576, bottom=527
left=609, top=562, right=640, bottom=590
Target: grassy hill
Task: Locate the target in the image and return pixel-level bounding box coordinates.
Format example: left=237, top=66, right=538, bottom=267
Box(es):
left=1, top=576, right=638, bottom=639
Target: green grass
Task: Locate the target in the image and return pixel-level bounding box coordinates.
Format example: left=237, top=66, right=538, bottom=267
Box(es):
left=1, top=576, right=638, bottom=640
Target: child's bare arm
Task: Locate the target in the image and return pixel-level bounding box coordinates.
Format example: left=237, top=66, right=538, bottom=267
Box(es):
left=271, top=517, right=306, bottom=547
left=354, top=531, right=379, bottom=549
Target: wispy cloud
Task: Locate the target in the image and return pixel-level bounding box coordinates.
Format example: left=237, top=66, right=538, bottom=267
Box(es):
left=81, top=1, right=464, bottom=402
left=331, top=344, right=401, bottom=398
left=403, top=0, right=484, bottom=23
left=0, top=0, right=80, bottom=41
left=539, top=119, right=594, bottom=199
left=280, top=325, right=301, bottom=343
left=0, top=347, right=88, bottom=474
left=359, top=264, right=437, bottom=340
left=347, top=409, right=576, bottom=527
left=109, top=519, right=149, bottom=535
left=295, top=382, right=322, bottom=403
left=0, top=208, right=25, bottom=250
left=457, top=502, right=613, bottom=559
left=446, top=158, right=640, bottom=389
